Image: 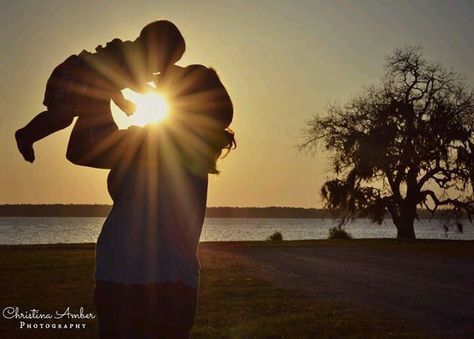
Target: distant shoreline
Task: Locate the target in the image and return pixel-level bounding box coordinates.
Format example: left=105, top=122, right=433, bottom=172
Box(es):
left=0, top=205, right=330, bottom=218
left=0, top=204, right=454, bottom=219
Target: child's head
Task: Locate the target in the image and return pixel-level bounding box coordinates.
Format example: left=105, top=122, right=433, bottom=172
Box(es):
left=159, top=64, right=235, bottom=174
left=136, top=20, right=185, bottom=74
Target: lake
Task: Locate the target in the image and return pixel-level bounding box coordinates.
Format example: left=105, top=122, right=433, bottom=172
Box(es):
left=0, top=217, right=473, bottom=245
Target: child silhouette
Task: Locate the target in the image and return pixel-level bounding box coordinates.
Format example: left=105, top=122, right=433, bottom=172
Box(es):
left=15, top=20, right=185, bottom=162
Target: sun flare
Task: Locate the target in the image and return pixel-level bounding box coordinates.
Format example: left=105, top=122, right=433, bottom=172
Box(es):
left=111, top=89, right=170, bottom=129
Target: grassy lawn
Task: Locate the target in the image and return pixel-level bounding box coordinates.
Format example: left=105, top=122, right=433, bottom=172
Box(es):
left=0, top=240, right=442, bottom=338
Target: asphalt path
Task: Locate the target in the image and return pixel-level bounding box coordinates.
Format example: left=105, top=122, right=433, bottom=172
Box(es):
left=200, top=242, right=474, bottom=338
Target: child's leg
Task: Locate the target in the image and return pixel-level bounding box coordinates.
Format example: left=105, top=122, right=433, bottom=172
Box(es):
left=15, top=109, right=74, bottom=162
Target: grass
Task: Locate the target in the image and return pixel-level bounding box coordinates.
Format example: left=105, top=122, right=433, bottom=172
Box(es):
left=1, top=240, right=465, bottom=338
left=221, top=238, right=474, bottom=257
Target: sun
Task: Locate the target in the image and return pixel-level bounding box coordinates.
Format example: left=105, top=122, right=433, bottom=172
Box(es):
left=111, top=88, right=170, bottom=129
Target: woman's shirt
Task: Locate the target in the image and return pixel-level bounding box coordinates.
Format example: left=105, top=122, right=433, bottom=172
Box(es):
left=94, top=125, right=209, bottom=289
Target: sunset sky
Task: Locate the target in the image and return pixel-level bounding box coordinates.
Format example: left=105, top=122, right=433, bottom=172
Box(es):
left=1, top=0, right=473, bottom=207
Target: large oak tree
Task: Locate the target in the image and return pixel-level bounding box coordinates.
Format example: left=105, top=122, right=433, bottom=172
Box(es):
left=301, top=47, right=474, bottom=239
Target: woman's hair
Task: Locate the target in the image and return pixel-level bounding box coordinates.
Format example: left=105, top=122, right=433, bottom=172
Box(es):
left=162, top=64, right=236, bottom=174
left=206, top=127, right=236, bottom=174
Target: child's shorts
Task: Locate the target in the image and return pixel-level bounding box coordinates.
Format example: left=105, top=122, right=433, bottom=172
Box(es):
left=43, top=55, right=94, bottom=117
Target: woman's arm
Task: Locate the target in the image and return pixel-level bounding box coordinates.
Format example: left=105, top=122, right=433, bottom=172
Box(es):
left=66, top=108, right=127, bottom=169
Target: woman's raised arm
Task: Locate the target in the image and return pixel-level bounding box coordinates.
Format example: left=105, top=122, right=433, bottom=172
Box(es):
left=66, top=107, right=127, bottom=169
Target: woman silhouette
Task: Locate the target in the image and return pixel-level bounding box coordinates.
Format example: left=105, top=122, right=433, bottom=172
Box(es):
left=67, top=64, right=235, bottom=338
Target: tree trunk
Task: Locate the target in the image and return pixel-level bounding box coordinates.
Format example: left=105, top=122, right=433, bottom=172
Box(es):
left=394, top=217, right=416, bottom=239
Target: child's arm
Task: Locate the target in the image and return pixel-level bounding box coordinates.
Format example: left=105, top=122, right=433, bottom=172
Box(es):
left=111, top=91, right=136, bottom=116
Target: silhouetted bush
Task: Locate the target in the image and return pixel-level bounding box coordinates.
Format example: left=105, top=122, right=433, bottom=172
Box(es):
left=267, top=231, right=283, bottom=242
left=328, top=226, right=352, bottom=240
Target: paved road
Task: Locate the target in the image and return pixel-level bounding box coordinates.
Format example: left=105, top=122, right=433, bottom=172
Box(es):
left=200, top=242, right=474, bottom=338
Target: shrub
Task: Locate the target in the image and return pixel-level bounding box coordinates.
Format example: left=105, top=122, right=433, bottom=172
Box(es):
left=267, top=231, right=283, bottom=242
left=328, top=226, right=352, bottom=240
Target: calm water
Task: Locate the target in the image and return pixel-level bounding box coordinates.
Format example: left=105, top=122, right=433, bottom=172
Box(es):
left=0, top=217, right=473, bottom=245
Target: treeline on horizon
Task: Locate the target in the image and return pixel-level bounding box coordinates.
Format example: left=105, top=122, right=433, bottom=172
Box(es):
left=0, top=204, right=453, bottom=219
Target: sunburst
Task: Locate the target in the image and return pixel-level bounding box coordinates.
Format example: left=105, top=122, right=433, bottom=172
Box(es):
left=111, top=88, right=170, bottom=129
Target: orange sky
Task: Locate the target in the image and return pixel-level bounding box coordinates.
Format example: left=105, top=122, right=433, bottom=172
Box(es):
left=1, top=0, right=473, bottom=207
